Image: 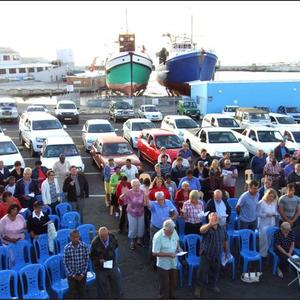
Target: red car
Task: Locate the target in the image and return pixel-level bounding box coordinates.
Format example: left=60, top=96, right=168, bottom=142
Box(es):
left=136, top=129, right=182, bottom=164
left=90, top=136, right=141, bottom=170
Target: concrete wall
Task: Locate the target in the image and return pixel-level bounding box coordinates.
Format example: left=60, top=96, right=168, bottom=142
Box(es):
left=34, top=66, right=68, bottom=82
left=190, top=80, right=300, bottom=114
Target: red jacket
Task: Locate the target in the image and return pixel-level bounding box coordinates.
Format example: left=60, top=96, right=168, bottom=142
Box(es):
left=116, top=182, right=132, bottom=206
left=174, top=188, right=191, bottom=210
left=0, top=197, right=22, bottom=219
left=148, top=186, right=171, bottom=201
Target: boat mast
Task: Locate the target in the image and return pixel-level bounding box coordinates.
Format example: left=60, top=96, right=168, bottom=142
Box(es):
left=125, top=8, right=128, bottom=34
left=125, top=8, right=133, bottom=97
left=190, top=14, right=193, bottom=48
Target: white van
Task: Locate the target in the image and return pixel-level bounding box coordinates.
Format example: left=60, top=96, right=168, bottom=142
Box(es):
left=0, top=97, right=18, bottom=122
left=40, top=136, right=84, bottom=172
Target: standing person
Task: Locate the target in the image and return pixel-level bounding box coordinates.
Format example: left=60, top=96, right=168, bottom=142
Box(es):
left=31, top=160, right=48, bottom=189
left=195, top=148, right=212, bottom=167
left=258, top=177, right=273, bottom=200
left=263, top=155, right=282, bottom=191
left=278, top=183, right=300, bottom=228
left=236, top=180, right=259, bottom=230
left=274, top=139, right=289, bottom=162
left=90, top=227, right=120, bottom=299
left=119, top=179, right=145, bottom=250
left=284, top=156, right=298, bottom=182
left=287, top=163, right=300, bottom=197
left=159, top=155, right=172, bottom=179
left=63, top=229, right=89, bottom=299
left=221, top=159, right=238, bottom=197
left=174, top=181, right=191, bottom=211
left=179, top=142, right=193, bottom=164
left=41, top=170, right=61, bottom=213
left=120, top=159, right=138, bottom=181
left=157, top=147, right=171, bottom=163
left=178, top=169, right=201, bottom=191
left=10, top=161, right=24, bottom=182
left=208, top=159, right=223, bottom=194
left=63, top=166, right=89, bottom=223
left=164, top=174, right=177, bottom=202
left=53, top=154, right=71, bottom=190
left=0, top=160, right=10, bottom=186
left=0, top=191, right=22, bottom=219
left=218, top=152, right=231, bottom=169
left=4, top=176, right=16, bottom=195
left=103, top=158, right=117, bottom=208
left=148, top=176, right=171, bottom=201
left=109, top=166, right=123, bottom=217
left=257, top=188, right=278, bottom=257
left=194, top=213, right=229, bottom=297
left=152, top=219, right=181, bottom=299
left=250, top=150, right=266, bottom=184
left=170, top=157, right=188, bottom=185
left=171, top=154, right=190, bottom=169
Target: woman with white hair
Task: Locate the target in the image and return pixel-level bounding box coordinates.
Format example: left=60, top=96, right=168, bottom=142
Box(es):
left=174, top=181, right=191, bottom=211
left=119, top=179, right=146, bottom=250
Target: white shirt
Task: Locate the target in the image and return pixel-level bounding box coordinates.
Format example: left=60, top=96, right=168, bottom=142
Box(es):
left=214, top=200, right=227, bottom=226
left=120, top=165, right=138, bottom=181
left=32, top=210, right=44, bottom=220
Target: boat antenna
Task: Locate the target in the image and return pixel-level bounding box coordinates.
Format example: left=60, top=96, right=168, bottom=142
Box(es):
left=190, top=14, right=193, bottom=47
left=125, top=8, right=128, bottom=33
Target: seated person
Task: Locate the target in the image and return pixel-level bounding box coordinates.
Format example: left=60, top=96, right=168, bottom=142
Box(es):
left=0, top=191, right=22, bottom=219
left=0, top=204, right=26, bottom=245
left=27, top=201, right=50, bottom=239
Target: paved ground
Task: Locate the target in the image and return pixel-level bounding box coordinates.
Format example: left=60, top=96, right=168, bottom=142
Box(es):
left=3, top=114, right=300, bottom=298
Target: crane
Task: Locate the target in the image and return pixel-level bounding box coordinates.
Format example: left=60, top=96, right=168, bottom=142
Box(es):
left=89, top=56, right=99, bottom=72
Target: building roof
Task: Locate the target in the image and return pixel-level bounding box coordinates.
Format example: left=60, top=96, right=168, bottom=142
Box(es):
left=0, top=62, right=54, bottom=69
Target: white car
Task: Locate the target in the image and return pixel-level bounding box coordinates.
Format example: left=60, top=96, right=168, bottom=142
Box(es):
left=123, top=118, right=155, bottom=148
left=55, top=100, right=79, bottom=124
left=138, top=105, right=162, bottom=121
left=0, top=135, right=25, bottom=171
left=201, top=113, right=243, bottom=132
left=184, top=127, right=249, bottom=166
left=82, top=119, right=117, bottom=151
left=19, top=112, right=69, bottom=157
left=222, top=105, right=239, bottom=117
left=281, top=128, right=300, bottom=148
left=238, top=126, right=300, bottom=156
left=40, top=136, right=85, bottom=172
left=0, top=97, right=19, bottom=122
left=269, top=113, right=298, bottom=132
left=161, top=115, right=199, bottom=142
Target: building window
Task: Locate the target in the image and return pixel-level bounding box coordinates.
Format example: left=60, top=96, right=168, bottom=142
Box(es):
left=13, top=55, right=19, bottom=60
left=0, top=69, right=6, bottom=75
left=9, top=68, right=16, bottom=74
left=37, top=67, right=43, bottom=72
left=28, top=67, right=35, bottom=73
left=3, top=55, right=10, bottom=61
left=19, top=68, right=26, bottom=73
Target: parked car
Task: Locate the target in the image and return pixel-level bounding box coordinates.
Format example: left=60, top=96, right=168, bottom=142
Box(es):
left=234, top=107, right=272, bottom=129
left=0, top=135, right=25, bottom=171
left=277, top=106, right=300, bottom=123
left=137, top=105, right=162, bottom=121
left=269, top=113, right=298, bottom=131
left=0, top=97, right=19, bottom=122
left=123, top=118, right=155, bottom=148
left=184, top=127, right=249, bottom=166
left=55, top=100, right=79, bottom=124
left=19, top=112, right=68, bottom=157
left=90, top=136, right=141, bottom=170
left=82, top=119, right=117, bottom=151
left=136, top=129, right=182, bottom=164
left=238, top=126, right=299, bottom=156
left=282, top=128, right=300, bottom=147
left=41, top=136, right=84, bottom=172
left=109, top=100, right=135, bottom=122
left=253, top=106, right=271, bottom=113
left=176, top=99, right=200, bottom=120
left=201, top=113, right=243, bottom=133
left=222, top=105, right=239, bottom=117
left=161, top=115, right=199, bottom=142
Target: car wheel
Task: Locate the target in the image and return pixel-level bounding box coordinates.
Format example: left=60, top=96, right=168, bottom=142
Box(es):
left=30, top=142, right=38, bottom=157
left=19, top=132, right=25, bottom=146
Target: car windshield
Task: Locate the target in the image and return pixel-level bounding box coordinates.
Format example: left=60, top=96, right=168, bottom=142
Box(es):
left=144, top=106, right=158, bottom=112
left=175, top=118, right=198, bottom=129
left=59, top=103, right=76, bottom=109
left=0, top=103, right=16, bottom=108
left=0, top=141, right=18, bottom=155
left=208, top=132, right=238, bottom=143
left=276, top=117, right=297, bottom=124
left=44, top=144, right=79, bottom=158
left=102, top=143, right=133, bottom=156
left=249, top=113, right=270, bottom=121
left=286, top=107, right=300, bottom=113
left=257, top=131, right=283, bottom=142
left=225, top=107, right=238, bottom=112
left=183, top=102, right=197, bottom=108
left=32, top=120, right=62, bottom=130
left=132, top=122, right=155, bottom=131
left=155, top=135, right=182, bottom=149
left=217, top=118, right=239, bottom=127
left=292, top=132, right=300, bottom=143
left=88, top=124, right=114, bottom=133
left=115, top=102, right=132, bottom=109
left=27, top=107, right=45, bottom=112
left=254, top=107, right=270, bottom=113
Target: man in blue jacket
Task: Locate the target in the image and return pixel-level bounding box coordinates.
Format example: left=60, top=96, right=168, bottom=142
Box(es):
left=250, top=150, right=266, bottom=184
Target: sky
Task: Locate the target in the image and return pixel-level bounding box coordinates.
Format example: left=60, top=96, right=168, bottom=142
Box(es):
left=1, top=1, right=300, bottom=66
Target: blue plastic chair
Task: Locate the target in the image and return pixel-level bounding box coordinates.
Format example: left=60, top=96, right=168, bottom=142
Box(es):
left=55, top=203, right=72, bottom=219
left=227, top=211, right=240, bottom=254
left=227, top=198, right=238, bottom=211
left=266, top=226, right=279, bottom=275
left=19, top=264, right=49, bottom=299
left=42, top=205, right=52, bottom=215
left=294, top=248, right=300, bottom=256
left=49, top=214, right=60, bottom=230
left=77, top=224, right=96, bottom=246
left=61, top=211, right=81, bottom=229
left=20, top=208, right=31, bottom=220
left=86, top=260, right=96, bottom=286
left=44, top=255, right=69, bottom=299
left=7, top=240, right=31, bottom=271
left=175, top=217, right=185, bottom=242
left=54, top=229, right=71, bottom=254
left=239, top=229, right=262, bottom=273
left=221, top=235, right=235, bottom=280
left=0, top=246, right=8, bottom=270
left=183, top=234, right=202, bottom=286
left=177, top=258, right=184, bottom=287
left=0, top=270, right=18, bottom=299
left=33, top=234, right=50, bottom=263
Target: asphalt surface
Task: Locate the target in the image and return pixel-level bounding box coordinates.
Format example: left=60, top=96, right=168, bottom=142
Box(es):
left=3, top=113, right=300, bottom=298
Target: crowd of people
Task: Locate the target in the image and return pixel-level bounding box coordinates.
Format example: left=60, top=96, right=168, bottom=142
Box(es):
left=0, top=138, right=300, bottom=298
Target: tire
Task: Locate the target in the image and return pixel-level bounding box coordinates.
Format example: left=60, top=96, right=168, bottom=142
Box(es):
left=19, top=132, right=25, bottom=146
left=30, top=142, right=38, bottom=157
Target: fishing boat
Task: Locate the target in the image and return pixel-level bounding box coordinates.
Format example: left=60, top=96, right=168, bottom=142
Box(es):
left=156, top=33, right=218, bottom=97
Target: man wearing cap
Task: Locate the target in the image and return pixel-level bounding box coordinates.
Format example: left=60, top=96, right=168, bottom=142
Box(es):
left=274, top=139, right=289, bottom=162
left=103, top=158, right=118, bottom=208
left=152, top=219, right=181, bottom=299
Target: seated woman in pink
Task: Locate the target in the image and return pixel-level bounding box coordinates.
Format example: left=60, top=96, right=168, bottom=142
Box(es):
left=0, top=204, right=26, bottom=245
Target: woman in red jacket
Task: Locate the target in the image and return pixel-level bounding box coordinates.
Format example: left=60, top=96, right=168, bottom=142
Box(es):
left=0, top=191, right=22, bottom=219
left=148, top=176, right=171, bottom=201
left=174, top=181, right=191, bottom=211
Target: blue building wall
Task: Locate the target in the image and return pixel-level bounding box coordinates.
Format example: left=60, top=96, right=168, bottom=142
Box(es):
left=190, top=80, right=300, bottom=114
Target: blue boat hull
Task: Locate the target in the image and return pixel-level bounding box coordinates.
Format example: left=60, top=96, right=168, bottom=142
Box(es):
left=156, top=50, right=217, bottom=96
